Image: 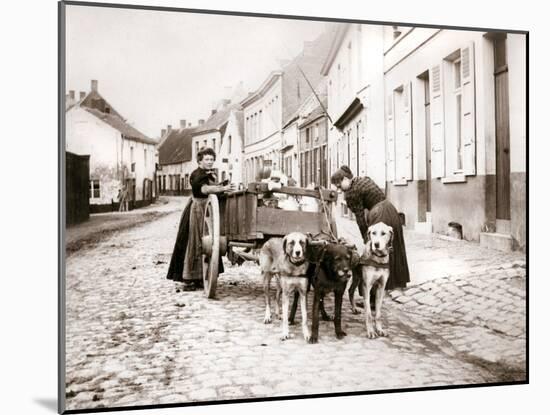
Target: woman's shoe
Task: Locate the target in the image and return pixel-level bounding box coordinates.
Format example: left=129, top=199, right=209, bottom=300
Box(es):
left=181, top=281, right=197, bottom=291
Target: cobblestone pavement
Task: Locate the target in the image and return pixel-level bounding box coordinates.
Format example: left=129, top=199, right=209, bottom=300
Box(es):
left=64, top=198, right=527, bottom=411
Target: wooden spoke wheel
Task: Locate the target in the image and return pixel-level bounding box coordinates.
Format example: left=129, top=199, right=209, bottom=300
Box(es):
left=201, top=194, right=220, bottom=299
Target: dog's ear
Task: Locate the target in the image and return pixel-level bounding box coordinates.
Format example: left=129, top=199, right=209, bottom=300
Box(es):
left=388, top=228, right=394, bottom=251
left=282, top=235, right=289, bottom=255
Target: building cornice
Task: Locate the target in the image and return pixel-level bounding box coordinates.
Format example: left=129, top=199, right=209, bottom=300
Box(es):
left=240, top=71, right=283, bottom=108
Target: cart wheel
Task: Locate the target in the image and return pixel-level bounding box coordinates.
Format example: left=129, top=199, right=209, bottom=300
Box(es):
left=201, top=194, right=220, bottom=299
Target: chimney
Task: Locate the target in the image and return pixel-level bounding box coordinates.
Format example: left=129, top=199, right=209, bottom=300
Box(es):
left=161, top=129, right=166, bottom=137
left=180, top=119, right=187, bottom=129
left=211, top=109, right=217, bottom=116
left=79, top=91, right=86, bottom=100
left=167, top=124, right=172, bottom=133
left=69, top=90, right=75, bottom=100
left=198, top=119, right=205, bottom=126
left=91, top=79, right=98, bottom=92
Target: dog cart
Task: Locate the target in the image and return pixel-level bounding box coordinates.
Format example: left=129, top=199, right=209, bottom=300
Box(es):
left=200, top=182, right=339, bottom=298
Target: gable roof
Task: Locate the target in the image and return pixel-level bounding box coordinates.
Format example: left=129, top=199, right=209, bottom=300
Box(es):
left=158, top=127, right=198, bottom=165
left=68, top=89, right=156, bottom=145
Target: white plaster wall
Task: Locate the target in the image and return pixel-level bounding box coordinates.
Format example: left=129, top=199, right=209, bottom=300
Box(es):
left=507, top=34, right=527, bottom=174
left=384, top=30, right=493, bottom=178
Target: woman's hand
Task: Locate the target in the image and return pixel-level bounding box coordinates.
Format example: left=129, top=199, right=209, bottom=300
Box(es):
left=222, top=183, right=236, bottom=193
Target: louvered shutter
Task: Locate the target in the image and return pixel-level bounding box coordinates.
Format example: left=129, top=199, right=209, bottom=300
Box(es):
left=386, top=93, right=395, bottom=182
left=430, top=64, right=445, bottom=178
left=403, top=82, right=413, bottom=180
left=461, top=42, right=476, bottom=175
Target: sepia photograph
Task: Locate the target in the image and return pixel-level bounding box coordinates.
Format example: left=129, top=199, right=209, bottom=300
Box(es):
left=59, top=1, right=527, bottom=413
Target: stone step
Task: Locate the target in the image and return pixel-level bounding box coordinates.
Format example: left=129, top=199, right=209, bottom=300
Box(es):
left=480, top=232, right=514, bottom=252
left=496, top=219, right=511, bottom=234
left=415, top=221, right=433, bottom=234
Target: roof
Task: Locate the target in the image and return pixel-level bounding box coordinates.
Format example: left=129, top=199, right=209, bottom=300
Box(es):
left=280, top=30, right=333, bottom=124
left=298, top=105, right=327, bottom=129
left=68, top=89, right=156, bottom=145
left=320, top=24, right=351, bottom=76
left=158, top=103, right=242, bottom=165
left=193, top=103, right=241, bottom=135
left=158, top=127, right=198, bottom=165
left=84, top=108, right=157, bottom=145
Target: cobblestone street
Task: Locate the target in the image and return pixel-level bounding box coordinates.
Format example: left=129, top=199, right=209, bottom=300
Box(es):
left=64, top=197, right=527, bottom=411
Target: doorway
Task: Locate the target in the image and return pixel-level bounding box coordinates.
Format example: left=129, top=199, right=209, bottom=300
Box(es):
left=494, top=35, right=511, bottom=222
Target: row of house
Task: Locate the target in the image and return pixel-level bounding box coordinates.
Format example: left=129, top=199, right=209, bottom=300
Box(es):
left=65, top=80, right=158, bottom=214
left=155, top=23, right=526, bottom=251
left=156, top=84, right=247, bottom=193
left=319, top=24, right=526, bottom=251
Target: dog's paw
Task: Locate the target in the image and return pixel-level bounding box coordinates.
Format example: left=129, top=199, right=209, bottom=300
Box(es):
left=303, top=333, right=312, bottom=343
left=336, top=331, right=347, bottom=339
left=366, top=328, right=377, bottom=339
left=321, top=313, right=334, bottom=322
left=351, top=307, right=361, bottom=315
left=263, top=314, right=272, bottom=324
left=280, top=332, right=291, bottom=341
left=375, top=327, right=387, bottom=337
left=308, top=336, right=319, bottom=344
left=288, top=318, right=296, bottom=326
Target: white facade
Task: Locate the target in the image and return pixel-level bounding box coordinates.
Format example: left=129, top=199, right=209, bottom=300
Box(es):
left=323, top=24, right=386, bottom=190
left=218, top=111, right=245, bottom=187
left=242, top=73, right=284, bottom=184
left=66, top=107, right=156, bottom=207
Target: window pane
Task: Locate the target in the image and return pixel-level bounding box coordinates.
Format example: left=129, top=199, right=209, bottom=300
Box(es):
left=456, top=94, right=462, bottom=170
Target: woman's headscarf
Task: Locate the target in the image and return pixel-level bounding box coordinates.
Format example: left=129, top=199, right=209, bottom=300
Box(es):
left=330, top=165, right=354, bottom=186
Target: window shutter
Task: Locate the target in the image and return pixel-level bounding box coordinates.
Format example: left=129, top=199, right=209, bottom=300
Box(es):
left=461, top=42, right=476, bottom=175
left=386, top=93, right=395, bottom=182
left=429, top=64, right=445, bottom=178
left=403, top=82, right=413, bottom=180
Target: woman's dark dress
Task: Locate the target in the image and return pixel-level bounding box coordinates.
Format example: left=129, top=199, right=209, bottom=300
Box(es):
left=344, top=176, right=410, bottom=289
left=166, top=168, right=224, bottom=283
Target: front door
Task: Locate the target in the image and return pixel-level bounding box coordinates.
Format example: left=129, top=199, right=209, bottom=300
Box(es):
left=494, top=35, right=511, bottom=221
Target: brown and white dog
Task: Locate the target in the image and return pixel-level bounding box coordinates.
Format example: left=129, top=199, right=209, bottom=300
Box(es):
left=349, top=222, right=393, bottom=338
left=259, top=232, right=310, bottom=341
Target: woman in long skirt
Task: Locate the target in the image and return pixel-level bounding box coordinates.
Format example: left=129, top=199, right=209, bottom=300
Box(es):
left=166, top=146, right=235, bottom=291
left=330, top=165, right=410, bottom=289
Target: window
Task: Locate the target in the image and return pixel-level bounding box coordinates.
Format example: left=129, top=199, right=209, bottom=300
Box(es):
left=213, top=138, right=216, bottom=153
left=203, top=139, right=207, bottom=148
left=184, top=174, right=189, bottom=189
left=259, top=110, right=263, bottom=138
left=195, top=141, right=199, bottom=157
left=130, top=147, right=135, bottom=172
left=453, top=57, right=463, bottom=171
left=228, top=135, right=232, bottom=154
left=89, top=180, right=100, bottom=198
left=144, top=149, right=147, bottom=168
left=306, top=127, right=310, bottom=143
left=314, top=124, right=319, bottom=142
left=429, top=43, right=476, bottom=180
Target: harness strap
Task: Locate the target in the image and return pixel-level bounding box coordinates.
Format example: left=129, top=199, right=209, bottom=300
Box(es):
left=360, top=257, right=390, bottom=269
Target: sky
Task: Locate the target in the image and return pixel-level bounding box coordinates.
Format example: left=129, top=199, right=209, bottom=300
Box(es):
left=65, top=4, right=329, bottom=138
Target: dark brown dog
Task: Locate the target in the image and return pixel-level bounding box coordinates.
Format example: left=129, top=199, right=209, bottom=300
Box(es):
left=289, top=239, right=358, bottom=343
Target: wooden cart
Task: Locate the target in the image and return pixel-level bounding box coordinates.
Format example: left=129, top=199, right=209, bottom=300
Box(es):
left=200, top=182, right=339, bottom=298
